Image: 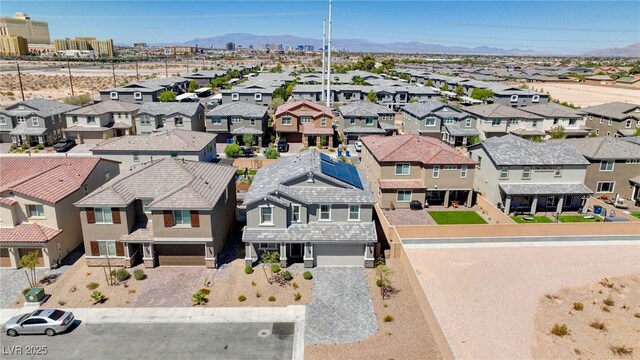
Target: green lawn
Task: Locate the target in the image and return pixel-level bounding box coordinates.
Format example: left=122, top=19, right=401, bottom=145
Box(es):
left=235, top=169, right=258, bottom=176
left=511, top=215, right=553, bottom=224
left=630, top=212, right=640, bottom=219
left=556, top=215, right=598, bottom=223
left=428, top=211, right=487, bottom=225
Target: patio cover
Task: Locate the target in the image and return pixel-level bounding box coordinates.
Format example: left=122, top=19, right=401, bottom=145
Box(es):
left=500, top=183, right=593, bottom=196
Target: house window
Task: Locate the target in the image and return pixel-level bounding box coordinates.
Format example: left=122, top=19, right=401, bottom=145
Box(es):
left=396, top=190, right=412, bottom=202
left=250, top=119, right=256, bottom=126
left=321, top=118, right=327, bottom=126
left=433, top=165, right=440, bottom=178
left=465, top=118, right=472, bottom=128
left=254, top=93, right=262, bottom=101
left=0, top=116, right=5, bottom=125
left=105, top=171, right=111, bottom=181
left=395, top=163, right=410, bottom=175
left=460, top=165, right=468, bottom=178
left=110, top=92, right=118, bottom=100
left=27, top=204, right=45, bottom=218
left=17, top=116, right=25, bottom=123
left=607, top=119, right=612, bottom=126
left=532, top=95, right=540, bottom=103
left=599, top=118, right=604, bottom=124
left=134, top=92, right=142, bottom=100
left=230, top=116, right=242, bottom=123
left=532, top=121, right=538, bottom=128
left=443, top=118, right=454, bottom=125
left=31, top=117, right=39, bottom=126
left=509, top=119, right=519, bottom=125
left=365, top=118, right=374, bottom=125
left=72, top=116, right=78, bottom=124
left=211, top=117, right=221, bottom=125
left=140, top=116, right=150, bottom=125
left=141, top=199, right=152, bottom=214
left=291, top=204, right=301, bottom=223
left=319, top=204, right=331, bottom=221
left=258, top=243, right=278, bottom=250
left=349, top=118, right=356, bottom=125
left=596, top=129, right=600, bottom=135
left=492, top=119, right=502, bottom=126
left=554, top=166, right=562, bottom=177
left=596, top=181, right=615, bottom=193
left=599, top=160, right=614, bottom=172
left=425, top=117, right=436, bottom=126
left=173, top=210, right=191, bottom=226
left=625, top=119, right=632, bottom=128
left=171, top=153, right=178, bottom=158
left=300, top=116, right=312, bottom=123
left=88, top=116, right=96, bottom=124
left=510, top=95, right=518, bottom=102
left=174, top=117, right=183, bottom=126
left=477, top=155, right=482, bottom=169
left=569, top=118, right=577, bottom=126
left=500, top=166, right=509, bottom=179
left=553, top=118, right=559, bottom=125
left=260, top=206, right=273, bottom=225
left=443, top=165, right=457, bottom=170
left=348, top=204, right=360, bottom=221
left=133, top=152, right=139, bottom=162
left=281, top=116, right=292, bottom=125
left=231, top=93, right=239, bottom=101
left=522, top=166, right=531, bottom=180
left=95, top=208, right=113, bottom=224
left=98, top=241, right=117, bottom=257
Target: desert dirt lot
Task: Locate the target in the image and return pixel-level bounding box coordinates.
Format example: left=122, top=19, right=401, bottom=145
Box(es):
left=405, top=241, right=640, bottom=360
left=533, top=274, right=640, bottom=360
left=530, top=82, right=640, bottom=107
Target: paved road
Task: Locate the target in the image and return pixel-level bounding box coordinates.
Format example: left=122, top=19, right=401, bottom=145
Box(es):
left=0, top=322, right=294, bottom=360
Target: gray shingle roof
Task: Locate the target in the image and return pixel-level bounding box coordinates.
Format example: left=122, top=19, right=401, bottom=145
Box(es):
left=9, top=123, right=47, bottom=136
left=463, top=103, right=540, bottom=119
left=339, top=102, right=396, bottom=117
left=137, top=102, right=202, bottom=117
left=444, top=124, right=480, bottom=137
left=580, top=102, right=640, bottom=120
left=2, top=99, right=79, bottom=118
left=520, top=102, right=583, bottom=118
left=242, top=222, right=376, bottom=243
left=342, top=126, right=386, bottom=134
left=75, top=158, right=235, bottom=210
left=91, top=129, right=216, bottom=152
left=65, top=100, right=140, bottom=116
left=206, top=102, right=267, bottom=118
left=549, top=137, right=640, bottom=160
left=500, top=183, right=593, bottom=196
left=478, top=134, right=589, bottom=166
left=402, top=101, right=463, bottom=119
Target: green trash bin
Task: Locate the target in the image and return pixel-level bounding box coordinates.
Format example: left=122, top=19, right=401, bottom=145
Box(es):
left=25, top=288, right=45, bottom=303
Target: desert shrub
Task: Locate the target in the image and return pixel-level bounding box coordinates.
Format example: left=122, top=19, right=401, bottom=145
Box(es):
left=35, top=143, right=44, bottom=150
left=22, top=288, right=31, bottom=295
left=573, top=302, right=584, bottom=311
left=256, top=291, right=261, bottom=298
left=244, top=265, right=254, bottom=274
left=271, top=264, right=281, bottom=273
left=602, top=306, right=611, bottom=313
left=283, top=271, right=292, bottom=281
left=268, top=296, right=276, bottom=302
left=199, top=288, right=211, bottom=296
left=599, top=278, right=614, bottom=288
left=634, top=312, right=640, bottom=318
left=9, top=144, right=17, bottom=151
left=292, top=282, right=299, bottom=290
left=58, top=300, right=66, bottom=306
left=550, top=323, right=569, bottom=336
left=133, top=269, right=146, bottom=280
left=384, top=314, right=394, bottom=322
left=86, top=282, right=99, bottom=290
left=293, top=292, right=302, bottom=302
left=90, top=290, right=106, bottom=304
left=603, top=296, right=615, bottom=306
left=264, top=147, right=279, bottom=159
left=63, top=93, right=92, bottom=106
left=238, top=295, right=247, bottom=302
left=192, top=290, right=208, bottom=305
left=303, top=271, right=313, bottom=280
left=609, top=345, right=633, bottom=356
left=251, top=281, right=256, bottom=286
left=115, top=269, right=130, bottom=282
left=21, top=143, right=29, bottom=150
left=589, top=320, right=606, bottom=330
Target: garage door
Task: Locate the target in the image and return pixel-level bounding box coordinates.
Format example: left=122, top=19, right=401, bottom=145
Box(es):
left=314, top=244, right=364, bottom=267
left=155, top=244, right=205, bottom=266
left=17, top=248, right=45, bottom=267
left=285, top=133, right=303, bottom=143
left=0, top=248, right=12, bottom=267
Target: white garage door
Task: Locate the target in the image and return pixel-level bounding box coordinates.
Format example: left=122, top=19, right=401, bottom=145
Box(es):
left=314, top=244, right=364, bottom=266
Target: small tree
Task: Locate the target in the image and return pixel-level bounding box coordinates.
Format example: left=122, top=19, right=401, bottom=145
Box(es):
left=319, top=136, right=328, bottom=148
left=63, top=93, right=92, bottom=106
left=269, top=97, right=284, bottom=110
left=634, top=128, right=640, bottom=136
left=366, top=90, right=377, bottom=103
left=470, top=88, right=494, bottom=101
left=242, top=134, right=256, bottom=147
left=468, top=135, right=481, bottom=145
left=158, top=91, right=176, bottom=102
left=425, top=79, right=434, bottom=87
left=187, top=80, right=199, bottom=93
left=530, top=136, right=543, bottom=143
left=549, top=126, right=567, bottom=139
left=455, top=85, right=464, bottom=97
left=19, top=251, right=40, bottom=289
left=224, top=143, right=242, bottom=158
left=375, top=264, right=393, bottom=300
left=440, top=84, right=449, bottom=92
left=264, top=147, right=279, bottom=159
left=589, top=131, right=597, bottom=138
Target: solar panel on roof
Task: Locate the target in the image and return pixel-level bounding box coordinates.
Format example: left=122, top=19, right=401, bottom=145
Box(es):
left=319, top=155, right=363, bottom=189
left=319, top=153, right=333, bottom=163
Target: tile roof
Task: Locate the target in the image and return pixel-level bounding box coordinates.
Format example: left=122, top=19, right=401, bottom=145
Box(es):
left=275, top=99, right=333, bottom=118
left=0, top=157, right=103, bottom=203
left=580, top=102, right=640, bottom=120
left=338, top=102, right=396, bottom=117
left=242, top=222, right=376, bottom=243
left=75, top=158, right=236, bottom=210
left=302, top=123, right=333, bottom=135
left=549, top=137, right=640, bottom=160
left=137, top=102, right=202, bottom=117
left=361, top=134, right=476, bottom=165
left=476, top=134, right=589, bottom=166
left=463, top=103, right=541, bottom=119
left=206, top=101, right=267, bottom=118
left=65, top=100, right=141, bottom=115
left=91, top=129, right=216, bottom=152
left=0, top=223, right=62, bottom=244
left=1, top=99, right=79, bottom=118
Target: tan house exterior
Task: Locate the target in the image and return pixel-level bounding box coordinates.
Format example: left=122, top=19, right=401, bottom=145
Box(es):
left=581, top=102, right=640, bottom=137
left=0, top=157, right=120, bottom=268
left=274, top=99, right=335, bottom=147
left=360, top=134, right=476, bottom=209
left=74, top=158, right=236, bottom=269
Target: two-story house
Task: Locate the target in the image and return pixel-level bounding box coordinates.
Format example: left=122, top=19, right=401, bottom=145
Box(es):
left=183, top=70, right=226, bottom=87
left=74, top=158, right=236, bottom=268
left=520, top=102, right=589, bottom=138
left=205, top=102, right=269, bottom=146
left=401, top=101, right=480, bottom=146
left=274, top=99, right=335, bottom=147
left=338, top=102, right=397, bottom=143
left=1, top=99, right=78, bottom=146
left=99, top=77, right=189, bottom=104
left=360, top=135, right=476, bottom=209
left=90, top=130, right=217, bottom=172
left=468, top=135, right=592, bottom=215
left=463, top=103, right=544, bottom=140
left=581, top=102, right=640, bottom=137
left=550, top=137, right=640, bottom=200
left=134, top=102, right=204, bottom=134
left=62, top=100, right=141, bottom=144
left=0, top=157, right=119, bottom=268
left=242, top=150, right=377, bottom=268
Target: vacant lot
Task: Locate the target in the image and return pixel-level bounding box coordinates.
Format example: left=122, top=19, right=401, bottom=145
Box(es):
left=428, top=211, right=487, bottom=225
left=530, top=83, right=640, bottom=107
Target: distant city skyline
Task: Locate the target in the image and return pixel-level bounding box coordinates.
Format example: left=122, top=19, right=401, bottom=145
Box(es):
left=1, top=1, right=639, bottom=53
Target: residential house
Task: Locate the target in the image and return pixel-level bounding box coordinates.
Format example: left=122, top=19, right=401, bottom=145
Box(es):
left=0, top=99, right=78, bottom=145
left=134, top=102, right=205, bottom=134
left=468, top=135, right=592, bottom=215
left=62, top=100, right=140, bottom=144
left=520, top=102, right=589, bottom=138
left=401, top=101, right=480, bottom=146
left=183, top=70, right=226, bottom=87
left=550, top=137, right=640, bottom=200
left=463, top=103, right=544, bottom=140
left=274, top=100, right=335, bottom=147
left=90, top=130, right=217, bottom=172
left=99, top=77, right=189, bottom=103
left=205, top=102, right=269, bottom=146
left=220, top=73, right=294, bottom=106
left=360, top=135, right=476, bottom=209
left=74, top=158, right=236, bottom=268
left=242, top=150, right=377, bottom=268
left=338, top=102, right=397, bottom=143
left=0, top=157, right=120, bottom=268
left=581, top=102, right=640, bottom=137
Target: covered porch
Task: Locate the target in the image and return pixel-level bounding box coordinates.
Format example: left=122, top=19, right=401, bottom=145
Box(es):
left=231, top=127, right=263, bottom=147
left=342, top=126, right=385, bottom=144
left=442, top=124, right=481, bottom=147
left=302, top=123, right=334, bottom=148
left=9, top=125, right=51, bottom=146
left=425, top=188, right=474, bottom=208
left=499, top=183, right=592, bottom=215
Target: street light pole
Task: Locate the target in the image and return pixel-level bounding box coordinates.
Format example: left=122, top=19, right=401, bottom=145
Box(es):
left=16, top=63, right=25, bottom=101
left=326, top=0, right=332, bottom=107
left=321, top=18, right=326, bottom=103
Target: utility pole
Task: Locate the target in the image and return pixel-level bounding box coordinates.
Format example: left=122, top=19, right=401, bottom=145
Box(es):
left=164, top=57, right=168, bottom=77
left=326, top=0, right=333, bottom=107
left=321, top=18, right=326, bottom=103
left=67, top=59, right=75, bottom=97
left=16, top=63, right=25, bottom=101
left=111, top=63, right=116, bottom=87
left=135, top=60, right=139, bottom=81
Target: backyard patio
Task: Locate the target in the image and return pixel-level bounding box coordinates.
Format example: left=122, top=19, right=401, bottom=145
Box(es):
left=382, top=207, right=491, bottom=226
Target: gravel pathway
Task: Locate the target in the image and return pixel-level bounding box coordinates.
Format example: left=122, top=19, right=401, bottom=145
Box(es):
left=304, top=267, right=377, bottom=344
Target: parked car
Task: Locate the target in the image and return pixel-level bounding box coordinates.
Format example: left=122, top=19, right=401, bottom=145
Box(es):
left=241, top=146, right=254, bottom=157
left=3, top=309, right=74, bottom=337
left=53, top=138, right=76, bottom=152
left=277, top=139, right=289, bottom=152
left=354, top=140, right=363, bottom=152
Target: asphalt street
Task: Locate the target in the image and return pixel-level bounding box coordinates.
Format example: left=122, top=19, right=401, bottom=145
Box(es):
left=0, top=321, right=294, bottom=360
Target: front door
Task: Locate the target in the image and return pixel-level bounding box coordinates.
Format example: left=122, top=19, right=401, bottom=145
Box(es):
left=290, top=243, right=303, bottom=258
left=546, top=196, right=556, bottom=208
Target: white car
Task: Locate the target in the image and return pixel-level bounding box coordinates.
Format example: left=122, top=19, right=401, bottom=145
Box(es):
left=354, top=141, right=363, bottom=152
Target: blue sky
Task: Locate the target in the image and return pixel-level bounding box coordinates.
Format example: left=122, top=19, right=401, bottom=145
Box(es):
left=2, top=1, right=638, bottom=52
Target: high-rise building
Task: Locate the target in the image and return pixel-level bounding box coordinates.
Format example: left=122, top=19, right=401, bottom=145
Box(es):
left=225, top=42, right=235, bottom=51
left=54, top=37, right=115, bottom=57
left=0, top=13, right=50, bottom=45
left=304, top=45, right=314, bottom=51
left=0, top=35, right=28, bottom=55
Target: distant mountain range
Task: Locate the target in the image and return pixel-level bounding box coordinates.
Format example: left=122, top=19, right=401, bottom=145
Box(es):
left=178, top=33, right=639, bottom=57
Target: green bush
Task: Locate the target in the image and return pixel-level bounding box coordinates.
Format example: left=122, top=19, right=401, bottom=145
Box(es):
left=35, top=143, right=44, bottom=150
left=376, top=279, right=383, bottom=287
left=244, top=265, right=254, bottom=274
left=133, top=269, right=146, bottom=280
left=90, top=290, right=106, bottom=304
left=238, top=295, right=247, bottom=302
left=199, top=288, right=211, bottom=296
left=271, top=264, right=281, bottom=273
left=9, top=144, right=17, bottom=151
left=384, top=314, right=394, bottom=322
left=21, top=143, right=29, bottom=150
left=268, top=296, right=276, bottom=302
left=293, top=292, right=302, bottom=302
left=264, top=147, right=279, bottom=159
left=224, top=143, right=242, bottom=158
left=86, top=282, right=99, bottom=290
left=303, top=271, right=313, bottom=280
left=192, top=290, right=208, bottom=305
left=283, top=271, right=292, bottom=281
left=115, top=269, right=130, bottom=282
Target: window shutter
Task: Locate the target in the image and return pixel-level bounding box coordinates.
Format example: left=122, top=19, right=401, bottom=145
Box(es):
left=190, top=211, right=199, bottom=227
left=90, top=241, right=99, bottom=256
left=115, top=241, right=125, bottom=257
left=86, top=208, right=96, bottom=224
left=163, top=211, right=173, bottom=227
left=111, top=208, right=121, bottom=224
